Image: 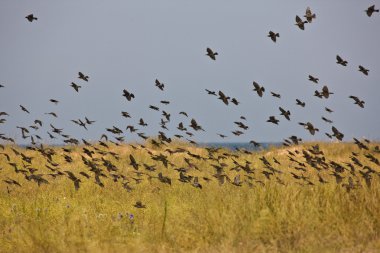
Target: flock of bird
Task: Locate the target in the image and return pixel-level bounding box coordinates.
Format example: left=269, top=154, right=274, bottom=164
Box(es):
left=0, top=5, right=379, bottom=207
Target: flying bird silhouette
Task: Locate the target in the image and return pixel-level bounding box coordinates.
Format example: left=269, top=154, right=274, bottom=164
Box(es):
left=25, top=14, right=37, bottom=22
left=268, top=31, right=280, bottom=42
left=206, top=48, right=218, bottom=60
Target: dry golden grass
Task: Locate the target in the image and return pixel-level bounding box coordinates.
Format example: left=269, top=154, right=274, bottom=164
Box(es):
left=0, top=141, right=379, bottom=253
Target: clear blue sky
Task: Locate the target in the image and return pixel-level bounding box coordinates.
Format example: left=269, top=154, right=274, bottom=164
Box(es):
left=0, top=1, right=379, bottom=144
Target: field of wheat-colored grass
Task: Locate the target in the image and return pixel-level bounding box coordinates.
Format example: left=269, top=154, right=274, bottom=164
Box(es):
left=0, top=141, right=379, bottom=253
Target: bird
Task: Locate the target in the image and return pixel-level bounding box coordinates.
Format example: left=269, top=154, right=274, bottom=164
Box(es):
left=0, top=84, right=4, bottom=88
left=308, top=75, right=319, bottom=84
left=304, top=7, right=316, bottom=23
left=18, top=105, right=30, bottom=114
left=70, top=82, right=81, bottom=92
left=271, top=92, right=281, bottom=98
left=155, top=79, right=165, bottom=91
left=134, top=201, right=146, bottom=208
left=218, top=91, right=230, bottom=105
left=122, top=89, right=135, bottom=101
left=321, top=117, right=333, bottom=124
left=299, top=122, right=319, bottom=135
left=279, top=107, right=291, bottom=121
left=296, top=99, right=305, bottom=107
left=206, top=47, right=218, bottom=60
left=253, top=81, right=265, bottom=97
left=268, top=31, right=280, bottom=42
left=366, top=5, right=379, bottom=17
left=295, top=15, right=307, bottom=30
left=358, top=65, right=369, bottom=76
left=336, top=55, right=348, bottom=66
left=321, top=85, right=333, bottom=99
left=267, top=116, right=279, bottom=125
left=231, top=98, right=239, bottom=105
left=25, top=14, right=37, bottom=22
left=349, top=96, right=365, bottom=108
left=325, top=107, right=333, bottom=113
left=332, top=126, right=344, bottom=141
left=49, top=99, right=59, bottom=104
left=205, top=89, right=217, bottom=96
left=78, top=72, right=89, bottom=82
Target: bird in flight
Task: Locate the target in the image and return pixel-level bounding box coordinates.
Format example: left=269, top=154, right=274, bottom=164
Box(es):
left=78, top=72, right=89, bottom=82
left=155, top=79, right=165, bottom=91
left=304, top=7, right=316, bottom=23
left=122, top=89, right=135, bottom=101
left=366, top=5, right=379, bottom=17
left=295, top=15, right=307, bottom=30
left=308, top=75, right=319, bottom=84
left=268, top=31, right=280, bottom=43
left=206, top=48, right=218, bottom=60
left=252, top=81, right=265, bottom=97
left=70, top=82, right=81, bottom=92
left=336, top=55, right=348, bottom=66
left=349, top=96, right=365, bottom=108
left=358, top=65, right=369, bottom=76
left=25, top=14, right=37, bottom=22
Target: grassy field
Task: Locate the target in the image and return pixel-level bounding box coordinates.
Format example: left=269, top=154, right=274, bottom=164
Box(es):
left=0, top=141, right=379, bottom=253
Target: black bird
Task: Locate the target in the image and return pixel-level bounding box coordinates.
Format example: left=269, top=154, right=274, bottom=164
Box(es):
left=321, top=117, right=333, bottom=124
left=296, top=99, right=305, bottom=107
left=70, top=82, right=81, bottom=92
left=20, top=105, right=30, bottom=114
left=129, top=154, right=139, bottom=170
left=358, top=65, right=369, bottom=76
left=78, top=72, right=89, bottom=82
left=149, top=105, right=159, bottom=111
left=122, top=89, right=135, bottom=101
left=304, top=7, right=316, bottom=23
left=321, top=85, right=333, bottom=99
left=179, top=111, right=188, bottom=117
left=250, top=140, right=261, bottom=147
left=218, top=91, right=230, bottom=105
left=160, top=100, right=170, bottom=105
left=155, top=79, right=165, bottom=91
left=25, top=14, right=37, bottom=22
left=218, top=133, right=228, bottom=138
left=85, top=117, right=95, bottom=125
left=299, top=122, right=319, bottom=135
left=271, top=92, right=281, bottom=98
left=0, top=84, right=4, bottom=88
left=325, top=107, right=333, bottom=113
left=205, top=89, right=217, bottom=96
left=332, top=126, right=344, bottom=141
left=267, top=116, right=279, bottom=125
left=336, top=55, right=348, bottom=66
left=308, top=75, right=319, bottom=84
left=189, top=118, right=204, bottom=131
left=231, top=98, right=239, bottom=105
left=366, top=5, right=379, bottom=17
left=121, top=111, right=131, bottom=118
left=139, top=118, right=148, bottom=127
left=206, top=47, right=218, bottom=60
left=268, top=31, right=280, bottom=42
left=279, top=107, right=291, bottom=120
left=134, top=201, right=146, bottom=208
left=295, top=15, right=307, bottom=30
left=349, top=96, right=365, bottom=108
left=49, top=99, right=59, bottom=104
left=253, top=81, right=265, bottom=97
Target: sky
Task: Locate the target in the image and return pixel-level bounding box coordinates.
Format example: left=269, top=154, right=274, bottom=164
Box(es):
left=0, top=1, right=379, bottom=144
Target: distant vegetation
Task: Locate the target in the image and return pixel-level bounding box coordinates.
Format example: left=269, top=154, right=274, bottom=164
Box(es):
left=0, top=141, right=379, bottom=252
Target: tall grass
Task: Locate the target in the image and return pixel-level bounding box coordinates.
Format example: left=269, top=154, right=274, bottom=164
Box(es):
left=0, top=141, right=379, bottom=252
